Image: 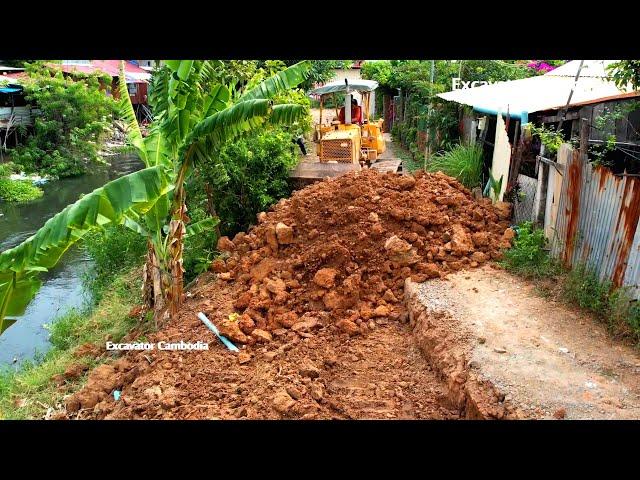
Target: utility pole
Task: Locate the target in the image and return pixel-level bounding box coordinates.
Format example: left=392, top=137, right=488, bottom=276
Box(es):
left=424, top=60, right=435, bottom=170
left=557, top=60, right=584, bottom=133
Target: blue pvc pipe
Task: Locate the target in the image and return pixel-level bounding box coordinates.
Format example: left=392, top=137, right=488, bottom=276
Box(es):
left=474, top=106, right=528, bottom=125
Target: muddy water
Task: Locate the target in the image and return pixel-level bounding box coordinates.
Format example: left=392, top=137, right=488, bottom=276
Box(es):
left=0, top=154, right=143, bottom=366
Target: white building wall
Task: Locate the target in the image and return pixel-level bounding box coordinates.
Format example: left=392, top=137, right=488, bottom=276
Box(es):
left=329, top=68, right=375, bottom=117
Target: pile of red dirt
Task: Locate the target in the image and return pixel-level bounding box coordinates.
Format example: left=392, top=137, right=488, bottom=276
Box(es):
left=208, top=169, right=513, bottom=343
left=64, top=169, right=514, bottom=419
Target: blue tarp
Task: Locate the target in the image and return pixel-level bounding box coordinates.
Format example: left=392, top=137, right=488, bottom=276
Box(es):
left=0, top=87, right=21, bottom=94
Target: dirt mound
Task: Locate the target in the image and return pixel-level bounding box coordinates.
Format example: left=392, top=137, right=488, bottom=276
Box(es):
left=65, top=169, right=513, bottom=419
left=211, top=169, right=510, bottom=339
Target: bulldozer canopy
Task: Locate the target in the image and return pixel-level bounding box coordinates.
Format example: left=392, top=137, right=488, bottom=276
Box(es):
left=310, top=79, right=378, bottom=96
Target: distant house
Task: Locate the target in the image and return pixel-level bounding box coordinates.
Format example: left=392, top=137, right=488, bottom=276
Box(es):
left=438, top=60, right=640, bottom=199
left=0, top=69, right=31, bottom=150
left=55, top=61, right=152, bottom=120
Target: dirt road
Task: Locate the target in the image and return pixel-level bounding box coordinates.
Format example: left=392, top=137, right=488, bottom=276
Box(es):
left=407, top=267, right=640, bottom=419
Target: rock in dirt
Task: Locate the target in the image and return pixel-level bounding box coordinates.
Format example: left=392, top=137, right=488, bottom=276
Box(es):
left=217, top=236, right=236, bottom=252
left=272, top=390, right=296, bottom=414
left=494, top=201, right=513, bottom=220
left=385, top=235, right=420, bottom=265
left=553, top=408, right=567, bottom=419
left=286, top=385, right=304, bottom=400
left=299, top=362, right=321, bottom=379
left=310, top=383, right=325, bottom=402
left=373, top=305, right=391, bottom=317
left=238, top=352, right=252, bottom=364
left=336, top=319, right=360, bottom=336
left=211, top=258, right=227, bottom=273
left=275, top=311, right=298, bottom=328
left=291, top=317, right=319, bottom=333
left=450, top=224, right=474, bottom=256
left=86, top=364, right=121, bottom=394
left=63, top=363, right=89, bottom=380
left=275, top=222, right=294, bottom=244
left=218, top=317, right=250, bottom=344
left=313, top=268, right=338, bottom=289
left=251, top=329, right=273, bottom=343
left=265, top=225, right=279, bottom=251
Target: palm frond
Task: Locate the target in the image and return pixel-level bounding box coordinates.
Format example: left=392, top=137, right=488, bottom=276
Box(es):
left=183, top=99, right=272, bottom=152
left=238, top=61, right=312, bottom=102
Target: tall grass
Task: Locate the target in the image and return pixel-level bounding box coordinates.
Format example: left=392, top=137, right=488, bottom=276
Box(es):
left=0, top=271, right=144, bottom=419
left=426, top=143, right=484, bottom=189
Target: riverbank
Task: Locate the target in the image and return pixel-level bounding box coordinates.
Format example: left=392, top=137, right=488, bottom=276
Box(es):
left=0, top=269, right=146, bottom=419
left=0, top=152, right=144, bottom=366
left=0, top=126, right=129, bottom=204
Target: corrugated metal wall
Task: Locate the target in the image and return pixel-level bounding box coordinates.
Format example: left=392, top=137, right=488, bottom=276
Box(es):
left=550, top=145, right=640, bottom=298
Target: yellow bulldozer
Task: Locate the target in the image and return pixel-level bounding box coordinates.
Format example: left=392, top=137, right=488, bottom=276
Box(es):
left=290, top=79, right=387, bottom=184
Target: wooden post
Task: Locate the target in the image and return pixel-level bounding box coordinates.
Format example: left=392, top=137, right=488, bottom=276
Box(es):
left=579, top=117, right=589, bottom=161
left=534, top=145, right=549, bottom=227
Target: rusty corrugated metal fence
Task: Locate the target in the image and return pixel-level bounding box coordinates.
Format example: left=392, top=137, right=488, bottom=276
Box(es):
left=550, top=145, right=640, bottom=298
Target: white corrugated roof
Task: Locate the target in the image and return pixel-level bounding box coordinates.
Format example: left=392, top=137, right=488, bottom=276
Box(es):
left=437, top=60, right=638, bottom=114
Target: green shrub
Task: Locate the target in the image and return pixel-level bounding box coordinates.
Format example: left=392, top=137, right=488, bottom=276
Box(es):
left=607, top=288, right=640, bottom=341
left=0, top=178, right=43, bottom=202
left=562, top=264, right=640, bottom=343
left=426, top=143, right=484, bottom=189
left=500, top=222, right=560, bottom=279
left=196, top=127, right=298, bottom=236
left=82, top=225, right=146, bottom=300
left=0, top=162, right=20, bottom=177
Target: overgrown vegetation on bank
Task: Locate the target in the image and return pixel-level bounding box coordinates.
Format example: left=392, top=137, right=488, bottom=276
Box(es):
left=8, top=62, right=116, bottom=178
left=0, top=228, right=148, bottom=419
left=501, top=222, right=640, bottom=344
left=0, top=161, right=43, bottom=201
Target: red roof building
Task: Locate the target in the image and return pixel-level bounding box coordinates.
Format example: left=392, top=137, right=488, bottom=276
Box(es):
left=51, top=60, right=151, bottom=105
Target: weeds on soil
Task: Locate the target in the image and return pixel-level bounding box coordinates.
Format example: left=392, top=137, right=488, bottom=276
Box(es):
left=563, top=263, right=640, bottom=343
left=500, top=221, right=561, bottom=279
left=502, top=222, right=640, bottom=344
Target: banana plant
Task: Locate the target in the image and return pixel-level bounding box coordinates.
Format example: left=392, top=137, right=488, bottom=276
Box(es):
left=0, top=59, right=312, bottom=337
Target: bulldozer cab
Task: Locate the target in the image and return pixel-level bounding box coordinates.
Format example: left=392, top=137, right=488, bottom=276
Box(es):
left=311, top=79, right=386, bottom=166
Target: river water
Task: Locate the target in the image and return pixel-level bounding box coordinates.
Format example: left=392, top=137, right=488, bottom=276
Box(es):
left=0, top=153, right=143, bottom=366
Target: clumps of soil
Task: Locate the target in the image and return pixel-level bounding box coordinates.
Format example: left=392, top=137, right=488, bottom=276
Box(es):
left=65, top=169, right=514, bottom=419
left=210, top=169, right=512, bottom=340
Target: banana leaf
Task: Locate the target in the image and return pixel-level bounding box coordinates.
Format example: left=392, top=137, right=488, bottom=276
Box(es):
left=0, top=166, right=173, bottom=335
